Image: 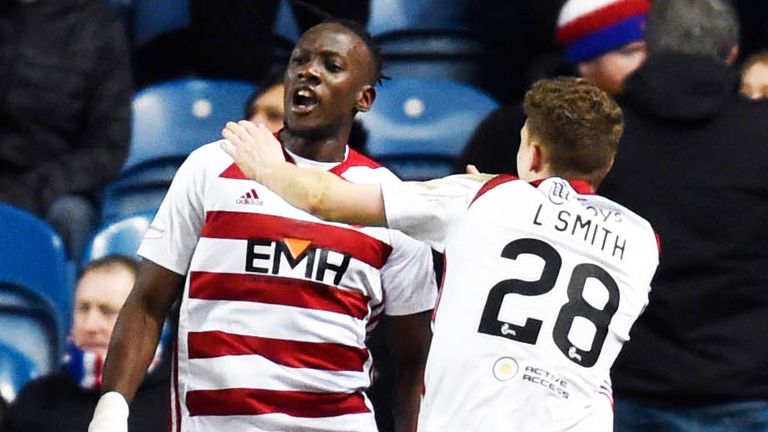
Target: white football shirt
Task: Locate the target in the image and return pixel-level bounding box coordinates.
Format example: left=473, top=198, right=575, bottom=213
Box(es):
left=381, top=174, right=659, bottom=432
left=139, top=142, right=437, bottom=432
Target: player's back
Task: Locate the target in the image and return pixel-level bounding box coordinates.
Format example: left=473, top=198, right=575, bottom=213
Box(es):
left=418, top=176, right=658, bottom=432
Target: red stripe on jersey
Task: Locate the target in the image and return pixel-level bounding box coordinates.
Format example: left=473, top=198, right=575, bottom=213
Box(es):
left=655, top=232, right=662, bottom=259
left=330, top=148, right=383, bottom=175
left=202, top=211, right=392, bottom=269
left=469, top=174, right=519, bottom=207
left=186, top=388, right=370, bottom=417
left=190, top=271, right=370, bottom=319
left=556, top=0, right=650, bottom=45
left=188, top=331, right=369, bottom=371
left=219, top=163, right=248, bottom=179
left=221, top=146, right=382, bottom=180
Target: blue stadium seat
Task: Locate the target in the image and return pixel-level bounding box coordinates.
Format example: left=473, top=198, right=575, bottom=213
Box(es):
left=0, top=283, right=60, bottom=378
left=0, top=204, right=72, bottom=346
left=376, top=30, right=490, bottom=85
left=81, top=212, right=154, bottom=265
left=368, top=0, right=470, bottom=35
left=101, top=78, right=256, bottom=222
left=0, top=341, right=39, bottom=402
left=358, top=78, right=498, bottom=180
left=273, top=0, right=301, bottom=42
left=131, top=0, right=190, bottom=47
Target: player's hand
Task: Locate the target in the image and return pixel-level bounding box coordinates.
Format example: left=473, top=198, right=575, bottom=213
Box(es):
left=221, top=121, right=286, bottom=183
left=466, top=164, right=481, bottom=175
left=88, top=392, right=129, bottom=432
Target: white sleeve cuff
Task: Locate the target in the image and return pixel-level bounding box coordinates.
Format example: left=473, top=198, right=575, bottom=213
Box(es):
left=89, top=391, right=129, bottom=432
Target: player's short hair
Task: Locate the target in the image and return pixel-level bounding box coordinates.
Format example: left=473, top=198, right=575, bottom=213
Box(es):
left=524, top=77, right=623, bottom=186
left=318, top=18, right=387, bottom=86
left=80, top=255, right=139, bottom=281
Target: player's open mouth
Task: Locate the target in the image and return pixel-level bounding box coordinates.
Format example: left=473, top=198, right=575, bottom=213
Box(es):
left=291, top=88, right=319, bottom=114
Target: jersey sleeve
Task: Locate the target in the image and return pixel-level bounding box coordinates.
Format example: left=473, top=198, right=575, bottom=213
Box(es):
left=380, top=174, right=491, bottom=251
left=137, top=148, right=209, bottom=275
left=379, top=229, right=438, bottom=316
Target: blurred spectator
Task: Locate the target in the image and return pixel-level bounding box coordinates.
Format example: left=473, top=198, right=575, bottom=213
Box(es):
left=0, top=0, right=132, bottom=261
left=243, top=69, right=286, bottom=133
left=596, top=0, right=768, bottom=430
left=740, top=51, right=768, bottom=99
left=457, top=0, right=649, bottom=175
left=0, top=256, right=169, bottom=432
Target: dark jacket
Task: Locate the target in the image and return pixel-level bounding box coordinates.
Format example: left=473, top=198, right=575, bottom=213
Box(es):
left=601, top=52, right=768, bottom=404
left=0, top=0, right=131, bottom=215
left=455, top=102, right=524, bottom=175
left=0, top=363, right=169, bottom=432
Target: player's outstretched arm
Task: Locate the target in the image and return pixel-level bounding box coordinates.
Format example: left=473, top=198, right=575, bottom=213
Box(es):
left=89, top=260, right=183, bottom=432
left=222, top=121, right=387, bottom=227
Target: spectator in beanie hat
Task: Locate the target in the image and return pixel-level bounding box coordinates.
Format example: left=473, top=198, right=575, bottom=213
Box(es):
left=457, top=0, right=651, bottom=176
left=557, top=0, right=651, bottom=96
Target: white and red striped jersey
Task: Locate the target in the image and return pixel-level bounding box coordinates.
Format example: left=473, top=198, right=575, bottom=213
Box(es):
left=381, top=175, right=659, bottom=432
left=138, top=142, right=437, bottom=432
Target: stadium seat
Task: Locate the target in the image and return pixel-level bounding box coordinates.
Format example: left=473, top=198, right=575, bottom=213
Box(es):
left=101, top=78, right=256, bottom=222
left=0, top=204, right=72, bottom=346
left=358, top=78, right=498, bottom=180
left=376, top=29, right=491, bottom=85
left=368, top=0, right=469, bottom=35
left=131, top=0, right=190, bottom=47
left=273, top=0, right=301, bottom=42
left=0, top=341, right=39, bottom=402
left=0, top=283, right=60, bottom=378
left=81, top=212, right=154, bottom=265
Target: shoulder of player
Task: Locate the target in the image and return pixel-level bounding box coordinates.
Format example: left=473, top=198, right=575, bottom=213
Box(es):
left=181, top=140, right=237, bottom=174
left=590, top=194, right=658, bottom=248
left=337, top=149, right=401, bottom=184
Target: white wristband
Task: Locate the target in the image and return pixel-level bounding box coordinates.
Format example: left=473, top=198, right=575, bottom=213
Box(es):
left=89, top=391, right=129, bottom=432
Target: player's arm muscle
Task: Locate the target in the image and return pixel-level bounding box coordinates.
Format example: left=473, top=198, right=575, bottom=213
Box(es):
left=262, top=162, right=387, bottom=227
left=221, top=121, right=387, bottom=226
left=101, top=259, right=183, bottom=401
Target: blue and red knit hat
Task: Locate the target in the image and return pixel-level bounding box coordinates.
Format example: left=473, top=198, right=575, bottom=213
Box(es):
left=557, top=0, right=651, bottom=64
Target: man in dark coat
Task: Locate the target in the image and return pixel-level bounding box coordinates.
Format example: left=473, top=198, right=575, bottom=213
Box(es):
left=599, top=0, right=768, bottom=429
left=0, top=0, right=132, bottom=259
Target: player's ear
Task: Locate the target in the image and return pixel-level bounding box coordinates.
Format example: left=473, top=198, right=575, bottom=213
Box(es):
left=356, top=85, right=376, bottom=113
left=531, top=143, right=544, bottom=173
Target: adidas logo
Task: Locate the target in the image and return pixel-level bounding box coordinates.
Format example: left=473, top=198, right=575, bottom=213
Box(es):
left=236, top=188, right=263, bottom=205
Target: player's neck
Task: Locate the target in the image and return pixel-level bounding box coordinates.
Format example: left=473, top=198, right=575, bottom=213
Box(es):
left=279, top=128, right=349, bottom=162
left=520, top=165, right=554, bottom=183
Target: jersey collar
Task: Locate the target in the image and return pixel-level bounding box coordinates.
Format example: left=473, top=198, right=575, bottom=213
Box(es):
left=530, top=177, right=595, bottom=195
